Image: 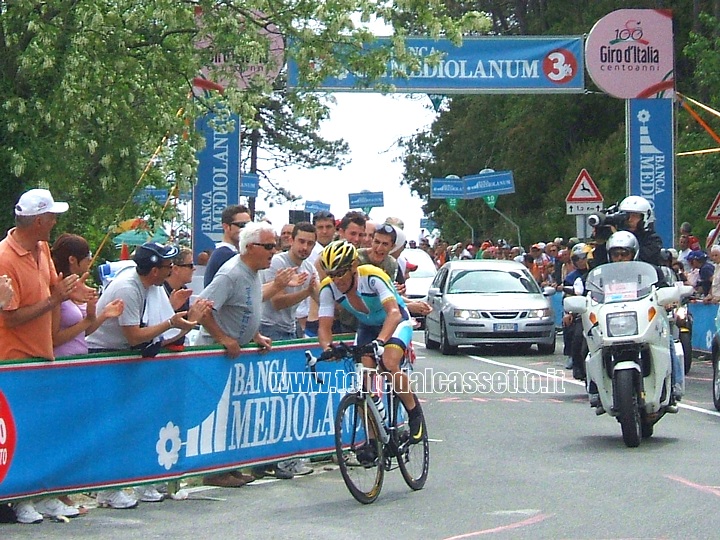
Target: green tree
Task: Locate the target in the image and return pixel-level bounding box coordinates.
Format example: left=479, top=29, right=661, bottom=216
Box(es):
left=0, top=0, right=481, bottom=254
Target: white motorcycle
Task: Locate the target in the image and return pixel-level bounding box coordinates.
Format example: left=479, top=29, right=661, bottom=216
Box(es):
left=564, top=261, right=692, bottom=448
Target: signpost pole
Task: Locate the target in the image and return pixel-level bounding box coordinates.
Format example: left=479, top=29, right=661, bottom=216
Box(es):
left=492, top=207, right=521, bottom=248
left=451, top=209, right=474, bottom=245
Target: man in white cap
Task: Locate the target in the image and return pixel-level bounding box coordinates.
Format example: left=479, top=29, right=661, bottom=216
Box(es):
left=0, top=188, right=90, bottom=523
left=0, top=189, right=79, bottom=361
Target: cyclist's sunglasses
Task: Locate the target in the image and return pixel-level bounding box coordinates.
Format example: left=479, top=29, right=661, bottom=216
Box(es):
left=327, top=265, right=352, bottom=278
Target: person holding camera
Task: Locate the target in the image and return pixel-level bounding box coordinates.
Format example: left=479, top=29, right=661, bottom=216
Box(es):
left=590, top=195, right=664, bottom=268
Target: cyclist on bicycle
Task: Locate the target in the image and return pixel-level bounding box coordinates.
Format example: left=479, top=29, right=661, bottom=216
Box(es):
left=317, top=240, right=424, bottom=443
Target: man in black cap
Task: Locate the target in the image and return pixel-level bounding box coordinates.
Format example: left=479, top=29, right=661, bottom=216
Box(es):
left=87, top=242, right=211, bottom=354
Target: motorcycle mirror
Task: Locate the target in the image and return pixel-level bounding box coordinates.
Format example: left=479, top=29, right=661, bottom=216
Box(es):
left=656, top=286, right=680, bottom=306
left=563, top=296, right=587, bottom=314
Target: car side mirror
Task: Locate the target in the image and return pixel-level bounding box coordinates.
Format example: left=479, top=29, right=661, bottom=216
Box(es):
left=542, top=286, right=556, bottom=297
left=427, top=287, right=441, bottom=297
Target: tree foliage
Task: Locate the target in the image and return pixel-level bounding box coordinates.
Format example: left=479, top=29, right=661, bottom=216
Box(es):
left=0, top=0, right=482, bottom=256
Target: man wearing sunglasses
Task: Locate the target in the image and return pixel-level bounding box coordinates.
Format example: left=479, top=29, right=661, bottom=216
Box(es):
left=204, top=204, right=252, bottom=287
left=197, top=221, right=292, bottom=358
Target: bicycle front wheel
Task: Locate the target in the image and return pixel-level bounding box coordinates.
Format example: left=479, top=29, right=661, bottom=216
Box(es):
left=394, top=395, right=429, bottom=490
left=334, top=393, right=385, bottom=504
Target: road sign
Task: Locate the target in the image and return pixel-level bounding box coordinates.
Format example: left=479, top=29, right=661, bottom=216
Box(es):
left=566, top=169, right=603, bottom=203
left=348, top=191, right=383, bottom=209
left=420, top=218, right=436, bottom=230
left=240, top=173, right=260, bottom=197
left=566, top=202, right=603, bottom=215
left=705, top=191, right=720, bottom=221
left=133, top=188, right=168, bottom=204
left=304, top=200, right=331, bottom=214
left=430, top=178, right=464, bottom=199
left=447, top=198, right=458, bottom=209
left=483, top=194, right=498, bottom=209
left=464, top=170, right=515, bottom=198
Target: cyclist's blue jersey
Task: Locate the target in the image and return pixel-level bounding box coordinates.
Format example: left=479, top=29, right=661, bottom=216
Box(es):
left=318, top=264, right=409, bottom=326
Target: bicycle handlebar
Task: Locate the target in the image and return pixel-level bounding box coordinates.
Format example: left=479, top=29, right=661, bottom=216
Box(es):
left=304, top=342, right=379, bottom=385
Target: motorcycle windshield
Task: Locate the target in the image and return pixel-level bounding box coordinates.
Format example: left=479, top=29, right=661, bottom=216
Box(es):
left=585, top=261, right=659, bottom=304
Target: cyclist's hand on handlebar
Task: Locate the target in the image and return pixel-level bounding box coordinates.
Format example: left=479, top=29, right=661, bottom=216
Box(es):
left=371, top=339, right=385, bottom=358
left=319, top=347, right=335, bottom=361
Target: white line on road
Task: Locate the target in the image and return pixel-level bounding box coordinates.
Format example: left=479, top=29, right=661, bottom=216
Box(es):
left=413, top=340, right=720, bottom=419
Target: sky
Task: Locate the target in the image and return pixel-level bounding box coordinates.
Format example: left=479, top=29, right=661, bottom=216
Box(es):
left=255, top=92, right=439, bottom=243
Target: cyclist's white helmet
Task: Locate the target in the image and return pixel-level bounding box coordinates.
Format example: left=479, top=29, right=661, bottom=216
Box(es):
left=606, top=231, right=640, bottom=260
left=618, top=195, right=654, bottom=229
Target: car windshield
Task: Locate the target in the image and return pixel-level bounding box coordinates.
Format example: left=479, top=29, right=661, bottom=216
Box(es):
left=585, top=261, right=659, bottom=304
left=447, top=269, right=541, bottom=294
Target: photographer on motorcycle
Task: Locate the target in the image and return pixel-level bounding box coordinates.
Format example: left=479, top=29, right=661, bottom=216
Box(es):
left=590, top=195, right=664, bottom=268
left=592, top=230, right=684, bottom=411
left=562, top=243, right=592, bottom=380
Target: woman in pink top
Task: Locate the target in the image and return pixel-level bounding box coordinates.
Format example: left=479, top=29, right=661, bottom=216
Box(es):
left=51, top=233, right=124, bottom=357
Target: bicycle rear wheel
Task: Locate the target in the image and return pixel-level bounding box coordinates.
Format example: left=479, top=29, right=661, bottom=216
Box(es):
left=394, top=395, right=429, bottom=490
left=334, top=393, right=385, bottom=504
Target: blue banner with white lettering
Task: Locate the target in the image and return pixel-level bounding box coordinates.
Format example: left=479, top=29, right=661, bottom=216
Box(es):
left=192, top=114, right=241, bottom=260
left=0, top=343, right=353, bottom=502
left=348, top=191, right=384, bottom=209
left=288, top=37, right=584, bottom=94
left=464, top=171, right=515, bottom=198
left=627, top=99, right=674, bottom=247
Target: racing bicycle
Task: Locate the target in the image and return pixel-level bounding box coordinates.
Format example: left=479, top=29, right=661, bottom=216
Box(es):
left=305, top=342, right=429, bottom=504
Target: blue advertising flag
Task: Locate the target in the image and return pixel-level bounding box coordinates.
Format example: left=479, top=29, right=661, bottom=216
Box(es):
left=192, top=114, right=241, bottom=259
left=627, top=99, right=674, bottom=247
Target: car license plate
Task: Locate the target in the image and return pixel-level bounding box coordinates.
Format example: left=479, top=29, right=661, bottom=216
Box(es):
left=494, top=323, right=517, bottom=332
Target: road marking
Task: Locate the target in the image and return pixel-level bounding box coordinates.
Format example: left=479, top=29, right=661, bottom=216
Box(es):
left=461, top=353, right=720, bottom=418
left=442, top=512, right=552, bottom=539
left=666, top=475, right=720, bottom=498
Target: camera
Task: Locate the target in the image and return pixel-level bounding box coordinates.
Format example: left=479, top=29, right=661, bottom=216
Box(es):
left=587, top=205, right=627, bottom=241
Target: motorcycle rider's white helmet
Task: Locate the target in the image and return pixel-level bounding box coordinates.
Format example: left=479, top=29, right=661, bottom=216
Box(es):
left=606, top=231, right=640, bottom=260
left=570, top=242, right=592, bottom=263
left=618, top=195, right=654, bottom=230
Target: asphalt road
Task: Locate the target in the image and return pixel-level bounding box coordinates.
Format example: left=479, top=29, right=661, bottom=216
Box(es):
left=4, top=334, right=720, bottom=539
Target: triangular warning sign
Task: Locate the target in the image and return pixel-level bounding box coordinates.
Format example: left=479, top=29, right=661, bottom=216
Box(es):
left=706, top=191, right=720, bottom=221
left=566, top=169, right=604, bottom=203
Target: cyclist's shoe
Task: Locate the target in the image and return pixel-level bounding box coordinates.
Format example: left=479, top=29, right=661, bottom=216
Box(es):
left=355, top=443, right=378, bottom=468
left=408, top=409, right=424, bottom=445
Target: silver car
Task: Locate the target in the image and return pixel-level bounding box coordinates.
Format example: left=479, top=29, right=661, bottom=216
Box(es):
left=424, top=259, right=556, bottom=355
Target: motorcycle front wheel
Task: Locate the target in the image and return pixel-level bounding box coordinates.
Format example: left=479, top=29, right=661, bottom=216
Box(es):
left=713, top=356, right=720, bottom=412
left=615, top=370, right=642, bottom=448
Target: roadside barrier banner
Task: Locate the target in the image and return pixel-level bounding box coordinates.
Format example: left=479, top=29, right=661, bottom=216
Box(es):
left=0, top=341, right=352, bottom=502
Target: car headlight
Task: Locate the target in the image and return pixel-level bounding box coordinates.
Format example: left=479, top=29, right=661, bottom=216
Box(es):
left=607, top=312, right=638, bottom=337
left=527, top=308, right=551, bottom=319
left=454, top=309, right=481, bottom=320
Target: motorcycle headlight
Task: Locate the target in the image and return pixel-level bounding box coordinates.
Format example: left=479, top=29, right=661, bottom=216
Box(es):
left=527, top=308, right=552, bottom=319
left=606, top=312, right=638, bottom=337
left=454, top=309, right=480, bottom=320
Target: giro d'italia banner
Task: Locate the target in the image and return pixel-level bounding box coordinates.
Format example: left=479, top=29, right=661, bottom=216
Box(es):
left=0, top=342, right=353, bottom=502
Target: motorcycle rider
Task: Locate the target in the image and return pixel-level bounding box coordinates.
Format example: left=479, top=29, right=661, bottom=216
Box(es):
left=562, top=243, right=592, bottom=380
left=588, top=231, right=683, bottom=413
